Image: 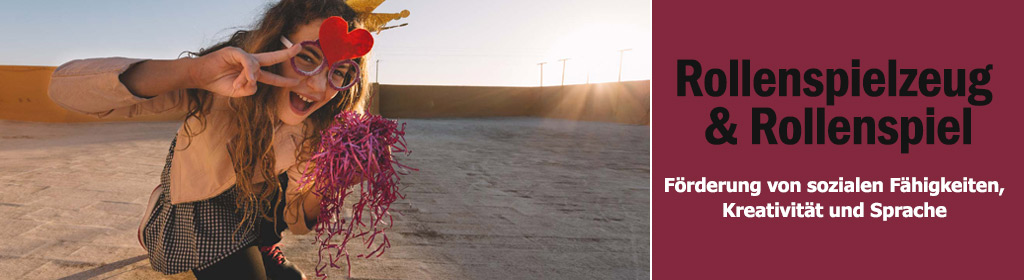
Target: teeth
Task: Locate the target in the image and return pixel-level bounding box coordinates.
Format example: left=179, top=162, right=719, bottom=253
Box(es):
left=295, top=93, right=314, bottom=103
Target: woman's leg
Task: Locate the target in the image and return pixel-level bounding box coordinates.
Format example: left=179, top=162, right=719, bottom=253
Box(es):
left=255, top=173, right=307, bottom=280
left=192, top=244, right=267, bottom=280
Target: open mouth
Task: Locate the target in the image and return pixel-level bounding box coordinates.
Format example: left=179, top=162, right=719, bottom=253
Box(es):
left=289, top=91, right=315, bottom=114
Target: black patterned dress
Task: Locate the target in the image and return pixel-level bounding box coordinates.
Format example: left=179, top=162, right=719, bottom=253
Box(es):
left=141, top=138, right=287, bottom=274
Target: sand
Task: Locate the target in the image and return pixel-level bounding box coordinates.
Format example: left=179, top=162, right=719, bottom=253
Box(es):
left=0, top=118, right=650, bottom=279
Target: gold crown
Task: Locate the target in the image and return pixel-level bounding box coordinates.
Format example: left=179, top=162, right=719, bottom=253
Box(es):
left=345, top=0, right=410, bottom=33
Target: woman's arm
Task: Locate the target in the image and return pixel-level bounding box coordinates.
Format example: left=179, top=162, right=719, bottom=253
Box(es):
left=123, top=46, right=303, bottom=98
left=284, top=168, right=369, bottom=234
left=48, top=46, right=302, bottom=118
left=48, top=57, right=188, bottom=118
left=119, top=58, right=198, bottom=98
left=300, top=188, right=322, bottom=229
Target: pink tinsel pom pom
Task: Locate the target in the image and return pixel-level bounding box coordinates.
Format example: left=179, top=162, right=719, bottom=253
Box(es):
left=298, top=110, right=415, bottom=279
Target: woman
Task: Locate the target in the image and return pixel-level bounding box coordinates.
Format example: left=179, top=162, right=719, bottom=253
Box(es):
left=48, top=0, right=373, bottom=279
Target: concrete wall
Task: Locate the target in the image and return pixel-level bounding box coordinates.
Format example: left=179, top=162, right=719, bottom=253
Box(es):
left=378, top=84, right=541, bottom=118
left=379, top=80, right=650, bottom=125
left=0, top=65, right=649, bottom=125
left=0, top=65, right=186, bottom=123
left=536, top=81, right=650, bottom=125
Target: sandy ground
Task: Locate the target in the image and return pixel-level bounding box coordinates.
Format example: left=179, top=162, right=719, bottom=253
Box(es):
left=0, top=118, right=650, bottom=279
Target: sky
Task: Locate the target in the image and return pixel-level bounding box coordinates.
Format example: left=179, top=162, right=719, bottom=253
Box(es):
left=0, top=0, right=651, bottom=86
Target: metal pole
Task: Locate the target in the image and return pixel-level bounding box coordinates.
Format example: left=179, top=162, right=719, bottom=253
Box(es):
left=558, top=58, right=569, bottom=86
left=537, top=62, right=546, bottom=87
left=618, top=48, right=632, bottom=82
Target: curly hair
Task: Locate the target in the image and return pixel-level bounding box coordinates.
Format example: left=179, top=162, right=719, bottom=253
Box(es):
left=179, top=0, right=370, bottom=229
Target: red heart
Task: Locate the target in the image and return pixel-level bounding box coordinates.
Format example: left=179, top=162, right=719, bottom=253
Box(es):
left=319, top=16, right=374, bottom=64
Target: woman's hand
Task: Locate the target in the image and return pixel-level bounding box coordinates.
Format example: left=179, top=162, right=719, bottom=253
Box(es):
left=187, top=45, right=303, bottom=97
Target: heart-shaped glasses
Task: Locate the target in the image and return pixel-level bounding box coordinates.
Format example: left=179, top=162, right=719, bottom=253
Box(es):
left=280, top=36, right=361, bottom=91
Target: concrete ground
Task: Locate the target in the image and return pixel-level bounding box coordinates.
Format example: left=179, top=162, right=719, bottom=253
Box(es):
left=0, top=118, right=649, bottom=279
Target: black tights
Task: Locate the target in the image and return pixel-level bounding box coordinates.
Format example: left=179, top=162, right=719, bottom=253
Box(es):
left=193, top=244, right=267, bottom=280
left=193, top=173, right=291, bottom=279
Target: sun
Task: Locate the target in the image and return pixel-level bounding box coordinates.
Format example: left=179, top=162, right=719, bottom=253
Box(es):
left=546, top=23, right=633, bottom=63
left=544, top=22, right=651, bottom=83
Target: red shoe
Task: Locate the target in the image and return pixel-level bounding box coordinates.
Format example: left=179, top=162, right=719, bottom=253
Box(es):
left=259, top=244, right=307, bottom=280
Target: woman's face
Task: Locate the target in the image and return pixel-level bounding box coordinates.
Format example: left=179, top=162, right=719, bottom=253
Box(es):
left=275, top=17, right=341, bottom=125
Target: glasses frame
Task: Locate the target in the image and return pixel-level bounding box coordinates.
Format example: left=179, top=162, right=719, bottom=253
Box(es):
left=280, top=36, right=361, bottom=91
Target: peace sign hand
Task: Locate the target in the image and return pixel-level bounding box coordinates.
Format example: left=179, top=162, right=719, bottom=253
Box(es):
left=187, top=44, right=303, bottom=98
